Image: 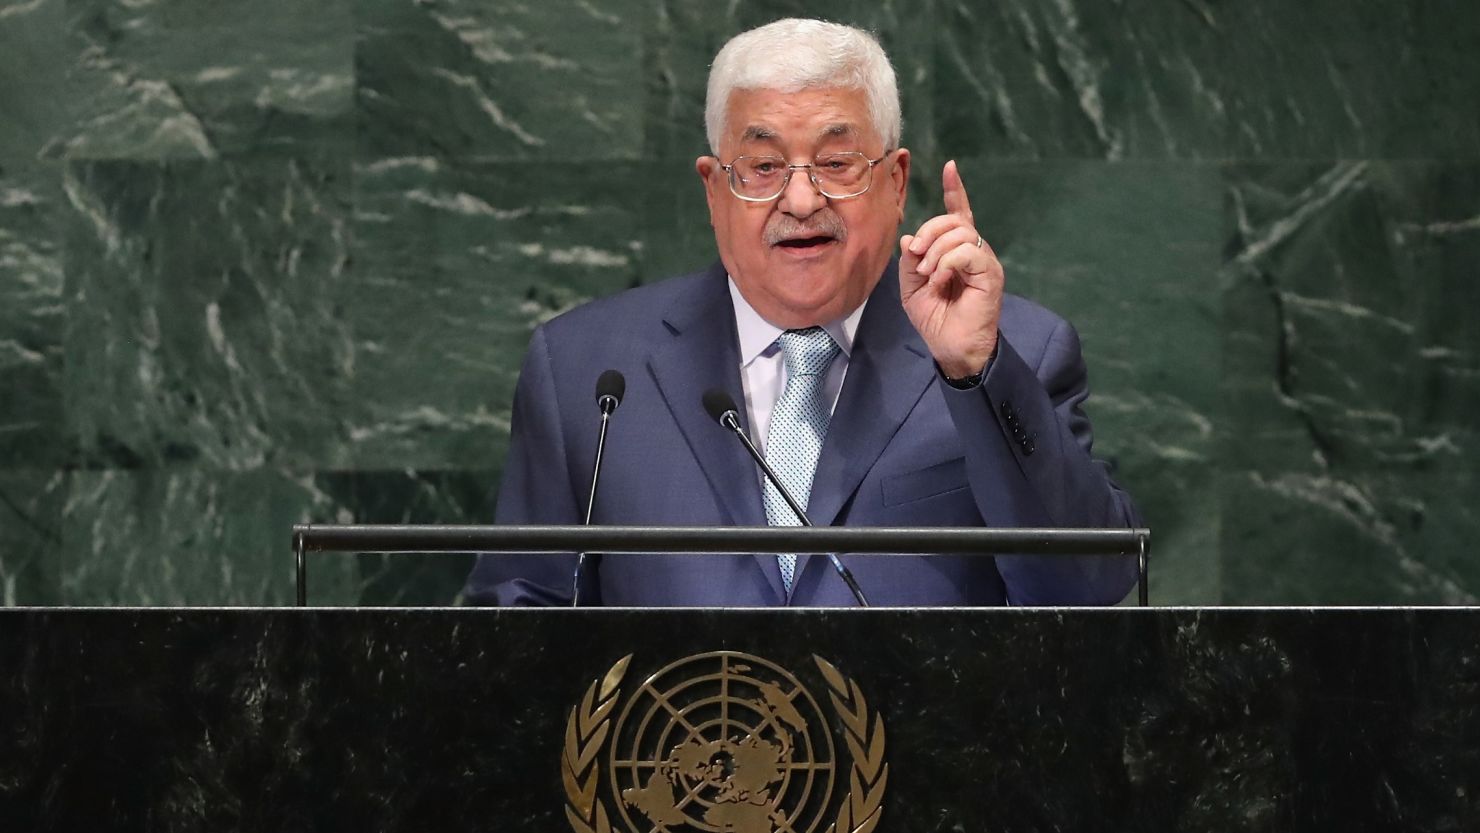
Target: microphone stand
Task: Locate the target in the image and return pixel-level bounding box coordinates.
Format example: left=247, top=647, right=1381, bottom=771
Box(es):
left=573, top=390, right=619, bottom=606
left=716, top=410, right=870, bottom=607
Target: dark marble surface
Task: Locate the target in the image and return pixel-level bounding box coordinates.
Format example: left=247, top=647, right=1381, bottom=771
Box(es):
left=1221, top=163, right=1480, bottom=604
left=0, top=469, right=62, bottom=605
left=934, top=0, right=1480, bottom=160
left=1, top=3, right=1478, bottom=606
left=1, top=608, right=1477, bottom=831
left=61, top=157, right=353, bottom=471
left=60, top=0, right=353, bottom=159
left=347, top=158, right=644, bottom=469
left=0, top=0, right=70, bottom=161
left=0, top=160, right=66, bottom=468
left=357, top=0, right=641, bottom=162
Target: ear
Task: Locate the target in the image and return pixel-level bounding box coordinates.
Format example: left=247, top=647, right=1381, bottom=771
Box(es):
left=695, top=156, right=722, bottom=224
left=888, top=147, right=911, bottom=223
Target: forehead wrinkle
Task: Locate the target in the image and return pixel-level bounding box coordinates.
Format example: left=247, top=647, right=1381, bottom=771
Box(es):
left=736, top=122, right=863, bottom=156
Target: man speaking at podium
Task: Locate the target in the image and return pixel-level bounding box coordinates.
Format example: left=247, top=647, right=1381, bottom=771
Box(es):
left=464, top=19, right=1140, bottom=607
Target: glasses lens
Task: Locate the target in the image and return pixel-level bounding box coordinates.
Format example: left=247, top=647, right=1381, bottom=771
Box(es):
left=814, top=153, right=871, bottom=197
left=730, top=156, right=788, bottom=199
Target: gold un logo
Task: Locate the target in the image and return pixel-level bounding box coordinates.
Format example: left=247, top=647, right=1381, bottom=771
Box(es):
left=562, top=652, right=888, bottom=833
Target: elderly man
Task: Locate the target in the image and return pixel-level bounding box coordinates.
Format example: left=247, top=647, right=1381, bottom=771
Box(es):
left=464, top=18, right=1140, bottom=606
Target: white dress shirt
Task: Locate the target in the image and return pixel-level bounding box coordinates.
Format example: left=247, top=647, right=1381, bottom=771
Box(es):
left=728, top=277, right=868, bottom=459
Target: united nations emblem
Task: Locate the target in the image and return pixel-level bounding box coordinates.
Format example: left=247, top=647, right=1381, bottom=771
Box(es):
left=561, top=652, right=888, bottom=833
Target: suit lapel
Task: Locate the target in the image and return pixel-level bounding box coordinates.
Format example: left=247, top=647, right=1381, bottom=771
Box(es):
left=807, top=264, right=937, bottom=529
left=645, top=263, right=933, bottom=604
left=793, top=266, right=934, bottom=599
left=646, top=266, right=785, bottom=600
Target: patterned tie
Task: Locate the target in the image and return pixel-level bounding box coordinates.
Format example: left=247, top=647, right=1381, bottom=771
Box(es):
left=763, top=327, right=841, bottom=594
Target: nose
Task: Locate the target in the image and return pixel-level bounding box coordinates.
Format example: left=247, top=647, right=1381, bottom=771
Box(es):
left=776, top=167, right=826, bottom=218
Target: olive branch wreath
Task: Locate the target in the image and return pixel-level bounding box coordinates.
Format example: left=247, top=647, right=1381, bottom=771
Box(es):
left=814, top=655, right=888, bottom=833
left=562, top=654, right=630, bottom=833
left=559, top=654, right=887, bottom=833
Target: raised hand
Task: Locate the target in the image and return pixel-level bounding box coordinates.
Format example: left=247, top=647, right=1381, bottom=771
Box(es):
left=898, top=160, right=1004, bottom=379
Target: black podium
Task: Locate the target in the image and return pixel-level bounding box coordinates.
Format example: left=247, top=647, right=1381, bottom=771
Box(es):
left=2, top=607, right=1477, bottom=831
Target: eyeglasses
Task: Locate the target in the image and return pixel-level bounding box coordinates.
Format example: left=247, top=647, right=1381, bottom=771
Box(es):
left=720, top=151, right=892, bottom=202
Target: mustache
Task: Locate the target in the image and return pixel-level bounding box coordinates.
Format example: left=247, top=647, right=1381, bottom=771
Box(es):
left=763, top=210, right=848, bottom=246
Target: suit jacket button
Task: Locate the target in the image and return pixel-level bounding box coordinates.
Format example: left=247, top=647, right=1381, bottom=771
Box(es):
left=1023, top=441, right=1036, bottom=455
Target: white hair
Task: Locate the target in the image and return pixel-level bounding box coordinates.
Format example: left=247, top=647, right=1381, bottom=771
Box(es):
left=704, top=18, right=902, bottom=155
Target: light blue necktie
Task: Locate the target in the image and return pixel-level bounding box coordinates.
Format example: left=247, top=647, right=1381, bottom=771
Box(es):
left=763, top=327, right=841, bottom=595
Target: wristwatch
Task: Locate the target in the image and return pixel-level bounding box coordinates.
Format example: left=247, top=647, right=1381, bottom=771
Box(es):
left=940, top=363, right=987, bottom=390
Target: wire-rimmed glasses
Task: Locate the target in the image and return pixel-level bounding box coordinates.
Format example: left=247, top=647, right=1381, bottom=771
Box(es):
left=720, top=151, right=892, bottom=201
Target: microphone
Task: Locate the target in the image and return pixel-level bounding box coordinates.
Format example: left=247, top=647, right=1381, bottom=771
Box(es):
left=573, top=370, right=625, bottom=605
left=701, top=389, right=869, bottom=607
left=595, top=369, right=624, bottom=417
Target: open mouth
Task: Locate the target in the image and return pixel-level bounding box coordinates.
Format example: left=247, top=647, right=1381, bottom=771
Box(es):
left=773, top=235, right=836, bottom=251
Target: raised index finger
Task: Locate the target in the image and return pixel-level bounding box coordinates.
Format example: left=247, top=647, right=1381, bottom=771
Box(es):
left=942, top=159, right=974, bottom=220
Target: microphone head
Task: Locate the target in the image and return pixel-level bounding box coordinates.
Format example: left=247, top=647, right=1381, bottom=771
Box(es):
left=702, top=388, right=739, bottom=425
left=595, top=370, right=626, bottom=410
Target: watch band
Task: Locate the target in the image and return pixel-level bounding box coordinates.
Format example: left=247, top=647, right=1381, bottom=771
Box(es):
left=941, top=365, right=986, bottom=390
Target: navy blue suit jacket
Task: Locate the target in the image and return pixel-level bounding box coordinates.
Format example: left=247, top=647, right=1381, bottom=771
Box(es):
left=464, top=262, right=1140, bottom=606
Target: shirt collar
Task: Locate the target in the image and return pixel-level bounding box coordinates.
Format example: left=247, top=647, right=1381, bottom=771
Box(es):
left=728, top=276, right=867, bottom=368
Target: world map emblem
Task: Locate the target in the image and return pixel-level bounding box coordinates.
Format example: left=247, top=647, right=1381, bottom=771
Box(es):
left=562, top=652, right=888, bottom=833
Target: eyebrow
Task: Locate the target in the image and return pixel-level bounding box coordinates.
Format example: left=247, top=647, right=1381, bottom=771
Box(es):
left=739, top=126, right=780, bottom=143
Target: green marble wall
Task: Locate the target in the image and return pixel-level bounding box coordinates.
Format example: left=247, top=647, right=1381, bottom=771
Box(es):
left=1, top=0, right=1476, bottom=606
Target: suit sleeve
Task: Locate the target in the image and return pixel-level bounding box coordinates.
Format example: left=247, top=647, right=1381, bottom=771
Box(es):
left=462, top=326, right=584, bottom=606
left=940, top=317, right=1142, bottom=605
